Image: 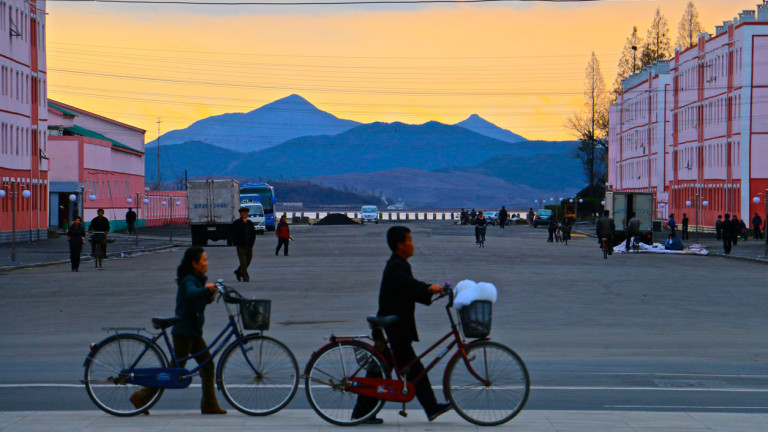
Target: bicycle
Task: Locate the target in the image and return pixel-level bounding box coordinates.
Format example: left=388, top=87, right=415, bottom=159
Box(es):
left=90, top=231, right=107, bottom=269
left=82, top=281, right=299, bottom=416
left=475, top=225, right=487, bottom=248
left=600, top=236, right=612, bottom=259
left=303, top=284, right=530, bottom=426
left=629, top=233, right=641, bottom=254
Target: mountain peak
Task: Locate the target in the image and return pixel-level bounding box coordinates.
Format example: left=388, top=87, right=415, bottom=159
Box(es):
left=454, top=115, right=526, bottom=143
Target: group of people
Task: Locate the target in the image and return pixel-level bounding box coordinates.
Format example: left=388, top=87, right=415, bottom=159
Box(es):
left=459, top=206, right=517, bottom=228
left=65, top=208, right=111, bottom=272
left=714, top=213, right=763, bottom=254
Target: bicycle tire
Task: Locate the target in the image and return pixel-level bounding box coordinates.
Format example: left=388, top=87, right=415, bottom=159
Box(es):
left=445, top=341, right=530, bottom=426
left=603, top=240, right=609, bottom=259
left=217, top=334, right=299, bottom=416
left=83, top=334, right=167, bottom=416
left=305, top=340, right=389, bottom=426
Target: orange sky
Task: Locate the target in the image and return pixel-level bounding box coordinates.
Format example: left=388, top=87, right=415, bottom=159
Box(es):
left=45, top=0, right=762, bottom=142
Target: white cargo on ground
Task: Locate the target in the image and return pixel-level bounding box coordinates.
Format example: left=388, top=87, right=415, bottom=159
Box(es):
left=361, top=205, right=379, bottom=224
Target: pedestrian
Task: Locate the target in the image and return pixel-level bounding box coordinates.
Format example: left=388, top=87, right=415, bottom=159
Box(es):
left=722, top=214, right=733, bottom=253
left=527, top=208, right=535, bottom=226
left=130, top=246, right=227, bottom=415
left=681, top=213, right=689, bottom=240
left=596, top=210, right=616, bottom=256
left=668, top=213, right=677, bottom=237
left=469, top=209, right=477, bottom=225
left=753, top=213, right=764, bottom=240
left=625, top=212, right=640, bottom=250
left=232, top=207, right=256, bottom=282
left=547, top=214, right=556, bottom=242
left=88, top=208, right=110, bottom=257
left=498, top=206, right=508, bottom=229
left=275, top=214, right=290, bottom=256
left=474, top=211, right=487, bottom=246
left=460, top=208, right=467, bottom=225
left=738, top=216, right=748, bottom=241
left=664, top=234, right=684, bottom=251
left=352, top=226, right=451, bottom=423
left=732, top=216, right=741, bottom=245
left=125, top=208, right=137, bottom=234
left=67, top=216, right=86, bottom=272
left=715, top=215, right=723, bottom=240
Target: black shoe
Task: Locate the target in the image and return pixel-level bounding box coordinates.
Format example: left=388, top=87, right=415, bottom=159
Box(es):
left=243, top=276, right=250, bottom=282
left=363, top=418, right=383, bottom=424
left=427, top=402, right=452, bottom=421
left=234, top=270, right=241, bottom=282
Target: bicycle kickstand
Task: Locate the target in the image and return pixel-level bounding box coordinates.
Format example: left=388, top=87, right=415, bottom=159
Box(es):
left=399, top=403, right=408, bottom=418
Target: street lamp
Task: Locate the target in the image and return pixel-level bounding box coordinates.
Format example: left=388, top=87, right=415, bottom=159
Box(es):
left=1, top=182, right=31, bottom=264
left=686, top=193, right=709, bottom=245
left=753, top=191, right=768, bottom=256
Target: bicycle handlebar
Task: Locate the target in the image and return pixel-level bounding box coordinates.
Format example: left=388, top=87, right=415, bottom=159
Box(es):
left=215, top=279, right=246, bottom=304
left=432, top=283, right=454, bottom=308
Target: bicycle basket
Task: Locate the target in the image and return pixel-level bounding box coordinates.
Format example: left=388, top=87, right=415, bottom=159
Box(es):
left=239, top=299, right=271, bottom=331
left=458, top=300, right=492, bottom=339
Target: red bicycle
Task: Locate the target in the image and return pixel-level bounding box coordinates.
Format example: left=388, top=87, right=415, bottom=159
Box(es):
left=302, top=285, right=530, bottom=426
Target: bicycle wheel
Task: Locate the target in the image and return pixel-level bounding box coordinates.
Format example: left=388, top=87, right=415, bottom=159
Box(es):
left=445, top=341, right=530, bottom=426
left=305, top=340, right=389, bottom=426
left=83, top=334, right=167, bottom=416
left=603, top=240, right=609, bottom=259
left=217, top=334, right=299, bottom=416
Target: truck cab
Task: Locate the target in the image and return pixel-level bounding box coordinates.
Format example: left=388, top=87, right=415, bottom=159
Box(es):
left=241, top=201, right=266, bottom=234
left=361, top=205, right=379, bottom=224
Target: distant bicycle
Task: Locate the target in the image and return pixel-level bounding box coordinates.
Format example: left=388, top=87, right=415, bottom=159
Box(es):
left=89, top=231, right=107, bottom=269
left=82, top=281, right=299, bottom=416
left=475, top=225, right=487, bottom=248
left=600, top=237, right=612, bottom=259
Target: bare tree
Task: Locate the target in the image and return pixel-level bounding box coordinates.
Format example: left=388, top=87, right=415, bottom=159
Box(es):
left=612, top=26, right=644, bottom=101
left=641, top=8, right=672, bottom=67
left=566, top=52, right=609, bottom=193
left=677, top=1, right=703, bottom=49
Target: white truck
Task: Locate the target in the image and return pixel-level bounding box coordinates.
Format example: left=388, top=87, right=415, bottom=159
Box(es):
left=604, top=191, right=654, bottom=232
left=240, top=201, right=266, bottom=234
left=361, top=205, right=379, bottom=224
left=188, top=179, right=240, bottom=246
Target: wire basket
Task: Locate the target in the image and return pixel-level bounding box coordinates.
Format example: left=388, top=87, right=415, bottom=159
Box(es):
left=458, top=300, right=492, bottom=339
left=239, top=299, right=271, bottom=331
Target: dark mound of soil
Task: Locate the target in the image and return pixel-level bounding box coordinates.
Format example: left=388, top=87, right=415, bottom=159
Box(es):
left=314, top=213, right=359, bottom=225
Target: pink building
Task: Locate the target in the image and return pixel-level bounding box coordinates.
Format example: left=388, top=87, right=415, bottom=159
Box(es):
left=0, top=0, right=48, bottom=243
left=609, top=1, right=768, bottom=229
left=47, top=100, right=146, bottom=230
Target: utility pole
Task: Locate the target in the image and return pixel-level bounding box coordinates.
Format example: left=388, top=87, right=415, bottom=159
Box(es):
left=156, top=119, right=161, bottom=190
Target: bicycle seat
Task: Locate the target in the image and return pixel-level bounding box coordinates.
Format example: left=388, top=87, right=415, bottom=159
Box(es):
left=152, top=316, right=182, bottom=330
left=366, top=315, right=398, bottom=329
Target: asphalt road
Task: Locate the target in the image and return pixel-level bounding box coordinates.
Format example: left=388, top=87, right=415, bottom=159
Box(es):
left=1, top=222, right=768, bottom=413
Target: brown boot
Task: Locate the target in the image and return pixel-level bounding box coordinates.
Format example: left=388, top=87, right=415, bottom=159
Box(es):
left=201, top=406, right=227, bottom=415
left=130, top=392, right=150, bottom=415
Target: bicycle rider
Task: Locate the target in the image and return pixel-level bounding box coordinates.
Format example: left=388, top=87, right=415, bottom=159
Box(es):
left=353, top=226, right=452, bottom=424
left=474, top=211, right=487, bottom=246
left=596, top=210, right=616, bottom=255
left=88, top=208, right=110, bottom=258
left=625, top=212, right=640, bottom=251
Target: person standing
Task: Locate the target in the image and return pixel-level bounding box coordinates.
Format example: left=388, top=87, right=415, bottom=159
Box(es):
left=681, top=213, right=689, bottom=240
left=459, top=208, right=467, bottom=225
left=753, top=213, right=764, bottom=240
left=131, top=246, right=227, bottom=415
left=625, top=212, right=640, bottom=250
left=125, top=208, right=137, bottom=235
left=668, top=214, right=677, bottom=238
left=498, top=206, right=508, bottom=229
left=722, top=214, right=733, bottom=254
left=275, top=214, right=290, bottom=256
left=732, top=216, right=741, bottom=245
left=374, top=226, right=451, bottom=422
left=67, top=216, right=86, bottom=272
left=738, top=216, right=748, bottom=241
left=547, top=214, right=556, bottom=242
left=232, top=207, right=256, bottom=282
left=715, top=215, right=723, bottom=240
left=469, top=209, right=477, bottom=225
left=527, top=208, right=535, bottom=226
left=88, top=208, right=110, bottom=257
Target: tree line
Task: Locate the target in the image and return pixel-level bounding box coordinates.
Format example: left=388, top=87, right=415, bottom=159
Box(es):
left=568, top=1, right=704, bottom=198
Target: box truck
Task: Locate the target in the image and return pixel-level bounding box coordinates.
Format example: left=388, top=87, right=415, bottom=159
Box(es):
left=604, top=191, right=654, bottom=232
left=187, top=179, right=240, bottom=246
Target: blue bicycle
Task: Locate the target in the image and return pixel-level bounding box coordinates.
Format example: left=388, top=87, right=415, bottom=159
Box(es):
left=82, top=281, right=299, bottom=416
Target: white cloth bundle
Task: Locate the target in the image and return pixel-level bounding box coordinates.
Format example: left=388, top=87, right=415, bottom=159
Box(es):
left=453, top=279, right=497, bottom=309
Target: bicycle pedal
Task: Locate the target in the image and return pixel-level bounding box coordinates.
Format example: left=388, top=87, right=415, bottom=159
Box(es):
left=398, top=410, right=408, bottom=418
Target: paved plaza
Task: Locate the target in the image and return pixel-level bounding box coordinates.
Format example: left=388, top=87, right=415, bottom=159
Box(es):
left=1, top=222, right=768, bottom=431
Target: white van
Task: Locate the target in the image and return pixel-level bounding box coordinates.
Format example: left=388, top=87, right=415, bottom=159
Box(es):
left=241, top=202, right=266, bottom=234
left=361, top=205, right=379, bottom=224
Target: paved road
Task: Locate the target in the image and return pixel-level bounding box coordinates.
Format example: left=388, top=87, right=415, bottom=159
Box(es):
left=1, top=222, right=768, bottom=421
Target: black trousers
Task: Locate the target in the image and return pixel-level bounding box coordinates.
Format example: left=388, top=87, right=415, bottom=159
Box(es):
left=389, top=341, right=438, bottom=413
left=127, top=222, right=135, bottom=234
left=723, top=237, right=732, bottom=254
left=276, top=238, right=289, bottom=256
left=235, top=247, right=253, bottom=279
left=69, top=243, right=82, bottom=270
left=682, top=226, right=689, bottom=240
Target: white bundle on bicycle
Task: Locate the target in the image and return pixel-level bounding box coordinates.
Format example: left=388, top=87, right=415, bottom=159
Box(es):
left=453, top=279, right=497, bottom=309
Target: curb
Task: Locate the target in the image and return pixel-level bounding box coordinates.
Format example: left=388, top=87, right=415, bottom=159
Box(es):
left=0, top=244, right=184, bottom=273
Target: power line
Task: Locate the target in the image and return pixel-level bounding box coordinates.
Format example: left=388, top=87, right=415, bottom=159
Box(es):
left=50, top=0, right=603, bottom=6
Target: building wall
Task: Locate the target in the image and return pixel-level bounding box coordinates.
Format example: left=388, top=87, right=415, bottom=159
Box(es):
left=609, top=1, right=768, bottom=228
left=0, top=0, right=48, bottom=243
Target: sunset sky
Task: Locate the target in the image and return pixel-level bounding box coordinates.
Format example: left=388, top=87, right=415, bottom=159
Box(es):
left=45, top=0, right=762, bottom=143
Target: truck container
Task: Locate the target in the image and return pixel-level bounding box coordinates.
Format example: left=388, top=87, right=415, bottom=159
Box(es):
left=604, top=191, right=654, bottom=232
left=187, top=179, right=240, bottom=246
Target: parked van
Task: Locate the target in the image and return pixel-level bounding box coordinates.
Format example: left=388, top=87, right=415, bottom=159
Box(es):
left=361, top=205, right=379, bottom=224
left=241, top=201, right=266, bottom=234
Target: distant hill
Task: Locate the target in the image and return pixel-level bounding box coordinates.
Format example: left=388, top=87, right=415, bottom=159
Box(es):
left=146, top=94, right=361, bottom=153
left=145, top=141, right=245, bottom=183
left=454, top=114, right=527, bottom=143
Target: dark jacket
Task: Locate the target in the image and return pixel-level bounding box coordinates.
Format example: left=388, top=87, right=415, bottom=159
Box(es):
left=596, top=216, right=615, bottom=238
left=668, top=217, right=676, bottom=230
left=126, top=210, right=137, bottom=223
left=499, top=208, right=508, bottom=222
left=753, top=214, right=763, bottom=228
left=682, top=216, right=689, bottom=228
left=172, top=273, right=214, bottom=339
left=721, top=219, right=732, bottom=239
left=276, top=221, right=290, bottom=240
left=67, top=225, right=86, bottom=246
left=89, top=216, right=110, bottom=232
left=377, top=254, right=433, bottom=343
left=627, top=217, right=640, bottom=234
left=232, top=218, right=256, bottom=249
left=475, top=216, right=487, bottom=228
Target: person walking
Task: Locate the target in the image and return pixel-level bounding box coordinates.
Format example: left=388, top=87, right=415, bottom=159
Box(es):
left=527, top=208, right=535, bottom=226
left=232, top=207, right=256, bottom=282
left=753, top=213, right=764, bottom=240
left=469, top=209, right=477, bottom=225
left=131, top=246, right=227, bottom=415
left=498, top=206, right=508, bottom=229
left=275, top=214, right=290, bottom=256
left=667, top=214, right=677, bottom=238
left=125, top=208, right=137, bottom=234
left=459, top=208, right=467, bottom=225
left=474, top=211, right=487, bottom=246
left=547, top=214, right=556, bottom=242
left=715, top=215, right=723, bottom=240
left=66, top=216, right=86, bottom=272
left=681, top=213, right=689, bottom=240
left=722, top=214, right=734, bottom=254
